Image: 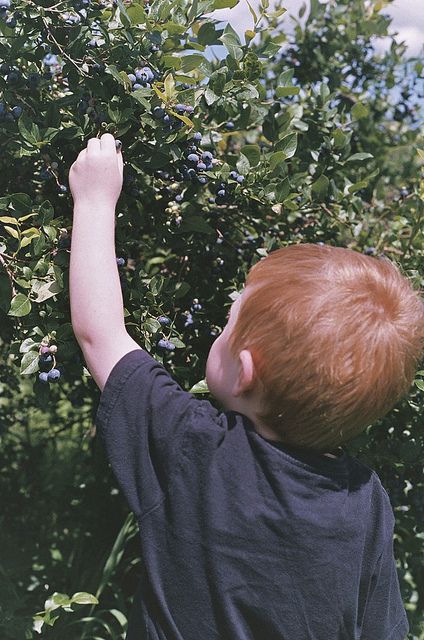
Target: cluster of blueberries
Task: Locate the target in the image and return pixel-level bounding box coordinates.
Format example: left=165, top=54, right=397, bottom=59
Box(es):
left=77, top=93, right=107, bottom=125
left=128, top=65, right=158, bottom=90
left=38, top=342, right=61, bottom=384
left=42, top=53, right=63, bottom=79
left=0, top=0, right=20, bottom=28
left=1, top=59, right=43, bottom=92
left=209, top=171, right=245, bottom=206
left=0, top=100, right=22, bottom=122
left=156, top=298, right=203, bottom=351
left=156, top=316, right=175, bottom=351
left=153, top=103, right=194, bottom=133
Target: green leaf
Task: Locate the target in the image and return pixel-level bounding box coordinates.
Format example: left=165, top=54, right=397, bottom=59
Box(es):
left=142, top=318, right=161, bottom=334
left=213, top=0, right=239, bottom=8
left=352, top=102, right=370, bottom=120
left=8, top=293, right=31, bottom=317
left=274, top=133, right=298, bottom=159
left=236, top=153, right=250, bottom=175
left=346, top=152, right=374, bottom=162
left=181, top=54, right=209, bottom=73
left=20, top=350, right=39, bottom=375
left=189, top=379, right=209, bottom=394
left=174, top=281, right=191, bottom=299
left=9, top=193, right=32, bottom=213
left=198, top=22, right=219, bottom=46
left=71, top=592, right=99, bottom=606
left=414, top=379, right=424, bottom=391
left=257, top=39, right=282, bottom=58
left=311, top=174, right=330, bottom=200
left=169, top=337, right=185, bottom=348
left=31, top=279, right=63, bottom=303
left=51, top=593, right=72, bottom=607
left=18, top=113, right=39, bottom=145
left=176, top=216, right=216, bottom=236
left=275, top=86, right=300, bottom=97
left=333, top=128, right=348, bottom=149
left=241, top=144, right=261, bottom=167
left=269, top=151, right=287, bottom=172
left=204, top=87, right=220, bottom=105
left=126, top=3, right=146, bottom=24
left=3, top=226, right=19, bottom=239
left=105, top=65, right=128, bottom=87
left=246, top=0, right=258, bottom=24
left=19, top=337, right=39, bottom=353
left=348, top=180, right=369, bottom=194
left=219, top=23, right=243, bottom=60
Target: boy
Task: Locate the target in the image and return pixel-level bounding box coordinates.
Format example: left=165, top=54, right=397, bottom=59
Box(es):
left=69, top=134, right=423, bottom=639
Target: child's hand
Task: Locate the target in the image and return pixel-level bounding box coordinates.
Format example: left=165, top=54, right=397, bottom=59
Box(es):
left=69, top=133, right=124, bottom=208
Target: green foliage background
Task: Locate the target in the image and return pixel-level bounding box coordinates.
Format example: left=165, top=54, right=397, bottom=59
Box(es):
left=0, top=0, right=423, bottom=637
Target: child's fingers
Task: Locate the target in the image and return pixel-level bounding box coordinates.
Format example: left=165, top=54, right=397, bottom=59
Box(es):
left=99, top=132, right=118, bottom=153
left=87, top=137, right=101, bottom=153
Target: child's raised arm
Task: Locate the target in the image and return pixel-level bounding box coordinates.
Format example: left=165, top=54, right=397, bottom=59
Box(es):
left=69, top=133, right=141, bottom=391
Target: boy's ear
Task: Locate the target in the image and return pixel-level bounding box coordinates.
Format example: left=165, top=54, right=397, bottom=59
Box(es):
left=232, top=349, right=256, bottom=397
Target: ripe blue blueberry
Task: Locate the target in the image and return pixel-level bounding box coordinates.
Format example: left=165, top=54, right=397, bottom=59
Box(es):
left=153, top=106, right=165, bottom=119
left=157, top=338, right=175, bottom=351
left=132, top=83, right=142, bottom=90
left=163, top=114, right=171, bottom=124
left=175, top=103, right=186, bottom=113
left=184, top=313, right=194, bottom=327
left=175, top=194, right=184, bottom=202
left=47, top=368, right=61, bottom=381
left=225, top=121, right=235, bottom=130
left=229, top=170, right=238, bottom=179
left=187, top=153, right=199, bottom=163
left=0, top=0, right=11, bottom=8
left=43, top=53, right=58, bottom=66
left=202, top=152, right=213, bottom=162
left=116, top=257, right=125, bottom=267
left=158, top=316, right=171, bottom=326
left=236, top=175, right=245, bottom=183
left=59, top=185, right=68, bottom=192
left=128, top=73, right=137, bottom=84
left=185, top=105, right=194, bottom=114
left=39, top=372, right=49, bottom=383
left=197, top=162, right=206, bottom=171
left=7, top=70, right=20, bottom=84
left=217, top=189, right=226, bottom=197
left=193, top=132, right=202, bottom=142
left=11, top=105, right=22, bottom=119
left=198, top=176, right=208, bottom=184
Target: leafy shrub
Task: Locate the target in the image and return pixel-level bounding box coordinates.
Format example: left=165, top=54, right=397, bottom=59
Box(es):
left=0, top=0, right=422, bottom=637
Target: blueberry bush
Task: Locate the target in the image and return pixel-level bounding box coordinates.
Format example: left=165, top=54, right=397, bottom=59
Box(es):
left=0, top=0, right=423, bottom=637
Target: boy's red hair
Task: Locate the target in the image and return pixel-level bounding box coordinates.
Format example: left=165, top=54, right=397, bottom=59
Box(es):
left=228, top=243, right=424, bottom=451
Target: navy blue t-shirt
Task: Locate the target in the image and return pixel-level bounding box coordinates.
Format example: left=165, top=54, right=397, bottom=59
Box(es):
left=95, top=348, right=409, bottom=640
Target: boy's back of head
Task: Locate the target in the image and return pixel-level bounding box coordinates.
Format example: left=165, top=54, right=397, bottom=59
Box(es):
left=228, top=243, right=424, bottom=452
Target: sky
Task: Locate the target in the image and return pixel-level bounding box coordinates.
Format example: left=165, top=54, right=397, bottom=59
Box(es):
left=211, top=0, right=424, bottom=57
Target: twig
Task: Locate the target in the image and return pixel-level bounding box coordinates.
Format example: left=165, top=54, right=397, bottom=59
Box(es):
left=0, top=253, right=17, bottom=296
left=37, top=13, right=90, bottom=78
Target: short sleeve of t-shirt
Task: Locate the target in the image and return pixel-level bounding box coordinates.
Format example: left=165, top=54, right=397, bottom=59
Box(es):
left=95, top=348, right=222, bottom=519
left=360, top=524, right=409, bottom=639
